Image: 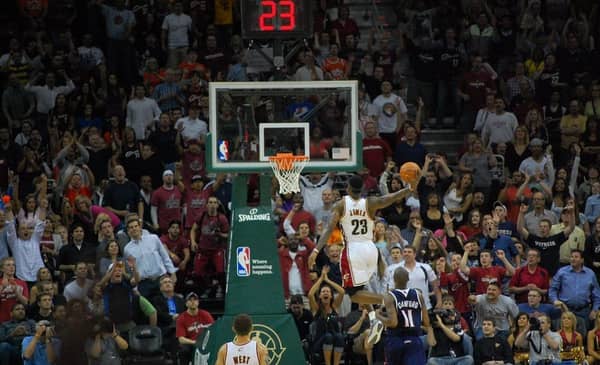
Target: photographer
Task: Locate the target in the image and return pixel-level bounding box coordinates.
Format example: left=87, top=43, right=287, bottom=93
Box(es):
left=514, top=315, right=562, bottom=365
left=427, top=303, right=474, bottom=365
left=22, top=320, right=59, bottom=365
left=85, top=318, right=128, bottom=365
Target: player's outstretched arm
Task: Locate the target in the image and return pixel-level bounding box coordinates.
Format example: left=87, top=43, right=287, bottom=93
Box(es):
left=367, top=187, right=412, bottom=214
left=214, top=344, right=226, bottom=365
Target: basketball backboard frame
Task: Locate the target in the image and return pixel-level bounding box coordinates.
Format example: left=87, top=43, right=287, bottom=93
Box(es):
left=206, top=80, right=362, bottom=173
left=258, top=122, right=310, bottom=162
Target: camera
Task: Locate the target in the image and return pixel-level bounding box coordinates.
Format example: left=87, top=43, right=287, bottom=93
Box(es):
left=92, top=318, right=114, bottom=335
left=529, top=316, right=540, bottom=331
left=431, top=309, right=457, bottom=325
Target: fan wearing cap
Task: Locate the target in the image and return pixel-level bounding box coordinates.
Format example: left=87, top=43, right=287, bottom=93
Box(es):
left=183, top=174, right=226, bottom=232
left=176, top=137, right=207, bottom=186
left=150, top=169, right=183, bottom=233
left=492, top=201, right=518, bottom=239
left=176, top=291, right=214, bottom=365
left=183, top=175, right=209, bottom=231
left=478, top=210, right=519, bottom=268
left=309, top=174, right=415, bottom=344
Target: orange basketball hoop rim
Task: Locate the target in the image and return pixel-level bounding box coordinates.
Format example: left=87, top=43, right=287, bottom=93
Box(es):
left=268, top=153, right=310, bottom=194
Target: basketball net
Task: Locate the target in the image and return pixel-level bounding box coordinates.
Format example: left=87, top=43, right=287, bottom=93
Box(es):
left=268, top=153, right=309, bottom=194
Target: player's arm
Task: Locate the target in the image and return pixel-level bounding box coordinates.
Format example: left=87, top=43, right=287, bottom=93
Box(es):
left=367, top=187, right=412, bottom=214
left=214, top=343, right=227, bottom=365
left=375, top=293, right=398, bottom=328
left=418, top=291, right=431, bottom=328
left=257, top=343, right=269, bottom=365
left=420, top=291, right=435, bottom=347
left=309, top=201, right=343, bottom=268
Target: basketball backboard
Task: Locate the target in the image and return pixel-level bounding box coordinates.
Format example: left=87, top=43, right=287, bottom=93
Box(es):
left=207, top=80, right=361, bottom=173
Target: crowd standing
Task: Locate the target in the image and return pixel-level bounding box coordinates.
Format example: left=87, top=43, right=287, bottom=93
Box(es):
left=0, top=0, right=600, bottom=364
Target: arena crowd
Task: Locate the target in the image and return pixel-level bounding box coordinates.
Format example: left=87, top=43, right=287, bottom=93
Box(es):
left=0, top=0, right=600, bottom=364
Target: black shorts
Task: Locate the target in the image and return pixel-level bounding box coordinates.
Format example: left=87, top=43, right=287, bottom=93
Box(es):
left=345, top=285, right=365, bottom=297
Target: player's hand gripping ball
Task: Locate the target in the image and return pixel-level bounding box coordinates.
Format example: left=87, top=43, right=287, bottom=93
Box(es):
left=399, top=162, right=421, bottom=188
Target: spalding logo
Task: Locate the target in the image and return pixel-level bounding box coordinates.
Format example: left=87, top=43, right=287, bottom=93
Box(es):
left=237, top=208, right=271, bottom=222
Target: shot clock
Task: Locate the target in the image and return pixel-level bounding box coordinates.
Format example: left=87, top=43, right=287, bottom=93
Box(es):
left=241, top=0, right=313, bottom=39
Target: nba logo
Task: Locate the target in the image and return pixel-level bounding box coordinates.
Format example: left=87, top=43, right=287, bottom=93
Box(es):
left=237, top=247, right=251, bottom=277
left=217, top=140, right=229, bottom=161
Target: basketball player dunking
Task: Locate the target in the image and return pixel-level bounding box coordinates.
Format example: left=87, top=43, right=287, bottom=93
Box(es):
left=308, top=175, right=415, bottom=342
left=376, top=266, right=433, bottom=365
left=215, top=314, right=268, bottom=365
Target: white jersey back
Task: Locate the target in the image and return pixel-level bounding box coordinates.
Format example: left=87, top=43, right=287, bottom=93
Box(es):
left=225, top=340, right=259, bottom=365
left=340, top=195, right=374, bottom=243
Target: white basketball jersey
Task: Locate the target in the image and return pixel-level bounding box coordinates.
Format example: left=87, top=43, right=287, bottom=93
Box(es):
left=340, top=196, right=374, bottom=242
left=225, top=340, right=259, bottom=365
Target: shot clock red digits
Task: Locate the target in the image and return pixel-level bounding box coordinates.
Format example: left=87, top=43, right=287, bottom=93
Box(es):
left=259, top=0, right=296, bottom=31
left=241, top=0, right=312, bottom=39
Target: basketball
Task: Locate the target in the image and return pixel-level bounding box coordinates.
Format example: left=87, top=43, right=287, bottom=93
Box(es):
left=399, top=162, right=421, bottom=186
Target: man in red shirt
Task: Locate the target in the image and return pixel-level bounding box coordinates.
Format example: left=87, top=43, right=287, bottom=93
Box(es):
left=0, top=257, right=29, bottom=323
left=190, top=196, right=230, bottom=298
left=278, top=194, right=316, bottom=237
left=362, top=121, right=392, bottom=178
left=176, top=291, right=214, bottom=365
left=460, top=242, right=515, bottom=294
left=508, top=247, right=549, bottom=303
left=458, top=55, right=496, bottom=128
left=151, top=169, right=183, bottom=233
left=438, top=253, right=470, bottom=317
left=330, top=6, right=360, bottom=41
left=160, top=220, right=190, bottom=282
left=183, top=174, right=225, bottom=232
left=278, top=233, right=312, bottom=298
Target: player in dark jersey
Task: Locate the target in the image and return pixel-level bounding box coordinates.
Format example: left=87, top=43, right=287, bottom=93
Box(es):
left=376, top=266, right=433, bottom=365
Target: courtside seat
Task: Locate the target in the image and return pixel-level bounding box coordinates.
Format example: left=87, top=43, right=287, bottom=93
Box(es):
left=125, top=325, right=174, bottom=365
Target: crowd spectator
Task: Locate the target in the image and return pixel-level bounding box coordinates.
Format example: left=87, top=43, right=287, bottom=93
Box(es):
left=515, top=314, right=562, bottom=364
left=550, top=249, right=600, bottom=334
left=469, top=282, right=518, bottom=340
left=175, top=291, right=214, bottom=365
left=123, top=218, right=177, bottom=298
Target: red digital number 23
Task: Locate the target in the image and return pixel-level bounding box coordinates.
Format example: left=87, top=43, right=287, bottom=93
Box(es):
left=259, top=0, right=296, bottom=31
